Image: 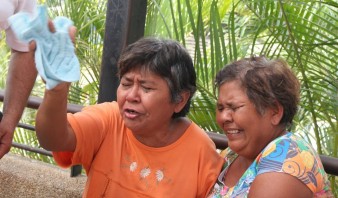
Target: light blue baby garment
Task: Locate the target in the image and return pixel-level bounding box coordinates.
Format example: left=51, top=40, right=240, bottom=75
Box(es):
left=8, top=5, right=80, bottom=90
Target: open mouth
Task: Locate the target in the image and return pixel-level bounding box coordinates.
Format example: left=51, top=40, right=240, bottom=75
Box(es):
left=126, top=109, right=137, bottom=114
left=124, top=108, right=140, bottom=119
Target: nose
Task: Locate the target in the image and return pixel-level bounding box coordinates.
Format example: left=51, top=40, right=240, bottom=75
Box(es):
left=125, top=85, right=140, bottom=102
left=216, top=108, right=233, bottom=127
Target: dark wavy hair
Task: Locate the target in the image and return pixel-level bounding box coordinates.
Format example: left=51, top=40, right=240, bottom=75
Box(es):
left=118, top=37, right=196, bottom=118
left=215, top=56, right=300, bottom=128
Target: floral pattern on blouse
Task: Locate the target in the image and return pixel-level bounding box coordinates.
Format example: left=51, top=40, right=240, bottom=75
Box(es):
left=121, top=155, right=173, bottom=190
left=208, top=132, right=333, bottom=198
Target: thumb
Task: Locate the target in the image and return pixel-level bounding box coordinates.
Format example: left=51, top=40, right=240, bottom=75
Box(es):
left=29, top=40, right=36, bottom=51
left=69, top=26, right=77, bottom=45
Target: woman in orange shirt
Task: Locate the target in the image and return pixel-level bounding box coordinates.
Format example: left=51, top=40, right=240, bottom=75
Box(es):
left=36, top=37, right=224, bottom=197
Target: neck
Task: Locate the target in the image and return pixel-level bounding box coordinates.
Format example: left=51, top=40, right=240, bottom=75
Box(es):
left=133, top=117, right=190, bottom=147
left=274, top=126, right=287, bottom=139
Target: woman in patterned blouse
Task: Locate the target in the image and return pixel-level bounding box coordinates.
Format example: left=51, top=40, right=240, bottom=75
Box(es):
left=208, top=56, right=333, bottom=198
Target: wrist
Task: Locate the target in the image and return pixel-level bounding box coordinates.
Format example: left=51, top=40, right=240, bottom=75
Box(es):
left=44, top=83, right=70, bottom=106
left=45, top=83, right=70, bottom=94
left=0, top=117, right=17, bottom=134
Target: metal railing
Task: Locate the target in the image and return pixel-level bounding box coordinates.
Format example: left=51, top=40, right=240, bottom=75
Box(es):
left=0, top=90, right=83, bottom=176
left=0, top=89, right=337, bottom=176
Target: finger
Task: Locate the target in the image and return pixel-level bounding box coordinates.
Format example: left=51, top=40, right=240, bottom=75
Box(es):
left=0, top=144, right=10, bottom=159
left=0, top=136, right=11, bottom=159
left=29, top=41, right=36, bottom=51
left=48, top=20, right=56, bottom=33
left=69, top=26, right=77, bottom=44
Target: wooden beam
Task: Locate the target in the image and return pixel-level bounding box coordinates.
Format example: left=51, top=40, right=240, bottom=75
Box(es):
left=98, top=0, right=147, bottom=103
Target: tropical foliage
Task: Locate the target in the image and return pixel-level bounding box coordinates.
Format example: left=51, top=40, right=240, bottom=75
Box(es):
left=146, top=0, right=337, bottom=193
left=0, top=0, right=337, bottom=194
left=147, top=0, right=337, bottom=192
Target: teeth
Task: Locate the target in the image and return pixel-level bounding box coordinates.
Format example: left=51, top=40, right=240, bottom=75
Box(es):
left=227, top=130, right=239, bottom=134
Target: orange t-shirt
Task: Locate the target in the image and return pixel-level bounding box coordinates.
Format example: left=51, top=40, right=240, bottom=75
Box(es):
left=53, top=102, right=224, bottom=198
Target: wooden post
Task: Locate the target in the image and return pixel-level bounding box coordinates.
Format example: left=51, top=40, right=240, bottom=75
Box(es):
left=98, top=0, right=147, bottom=103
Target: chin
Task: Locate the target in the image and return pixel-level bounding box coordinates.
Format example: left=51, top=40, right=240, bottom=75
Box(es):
left=228, top=142, right=244, bottom=153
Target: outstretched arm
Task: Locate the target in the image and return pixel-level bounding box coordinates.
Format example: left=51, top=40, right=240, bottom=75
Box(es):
left=35, top=23, right=77, bottom=152
left=0, top=48, right=37, bottom=159
left=35, top=82, right=76, bottom=152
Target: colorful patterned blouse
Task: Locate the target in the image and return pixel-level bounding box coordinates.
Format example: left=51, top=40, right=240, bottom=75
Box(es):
left=208, top=132, right=333, bottom=198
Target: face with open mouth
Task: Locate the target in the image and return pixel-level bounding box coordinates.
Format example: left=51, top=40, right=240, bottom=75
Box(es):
left=216, top=80, right=279, bottom=159
left=117, top=69, right=179, bottom=136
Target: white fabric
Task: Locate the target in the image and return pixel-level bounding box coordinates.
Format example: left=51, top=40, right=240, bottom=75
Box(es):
left=9, top=5, right=80, bottom=90
left=0, top=0, right=36, bottom=51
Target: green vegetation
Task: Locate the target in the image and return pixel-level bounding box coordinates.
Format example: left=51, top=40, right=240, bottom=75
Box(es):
left=0, top=0, right=336, bottom=194
left=151, top=0, right=337, bottom=192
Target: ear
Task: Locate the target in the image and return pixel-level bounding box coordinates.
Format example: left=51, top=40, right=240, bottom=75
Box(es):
left=174, top=91, right=190, bottom=113
left=270, top=101, right=284, bottom=125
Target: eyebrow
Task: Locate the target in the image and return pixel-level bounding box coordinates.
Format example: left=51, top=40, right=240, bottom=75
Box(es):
left=217, top=100, right=235, bottom=107
left=122, top=75, right=157, bottom=85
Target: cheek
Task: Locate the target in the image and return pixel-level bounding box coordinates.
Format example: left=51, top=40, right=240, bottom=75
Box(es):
left=116, top=89, right=125, bottom=105
left=116, top=85, right=127, bottom=98
left=215, top=111, right=223, bottom=127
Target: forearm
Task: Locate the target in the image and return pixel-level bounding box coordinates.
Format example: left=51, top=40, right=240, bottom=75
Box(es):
left=2, top=49, right=37, bottom=131
left=35, top=83, right=76, bottom=151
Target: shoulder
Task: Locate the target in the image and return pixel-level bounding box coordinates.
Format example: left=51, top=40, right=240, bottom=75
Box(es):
left=257, top=132, right=329, bottom=194
left=187, top=122, right=216, bottom=146
left=259, top=132, right=322, bottom=166
left=82, top=102, right=119, bottom=113
left=70, top=102, right=122, bottom=124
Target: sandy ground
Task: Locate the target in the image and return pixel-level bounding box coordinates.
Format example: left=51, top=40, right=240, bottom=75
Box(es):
left=0, top=153, right=86, bottom=198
